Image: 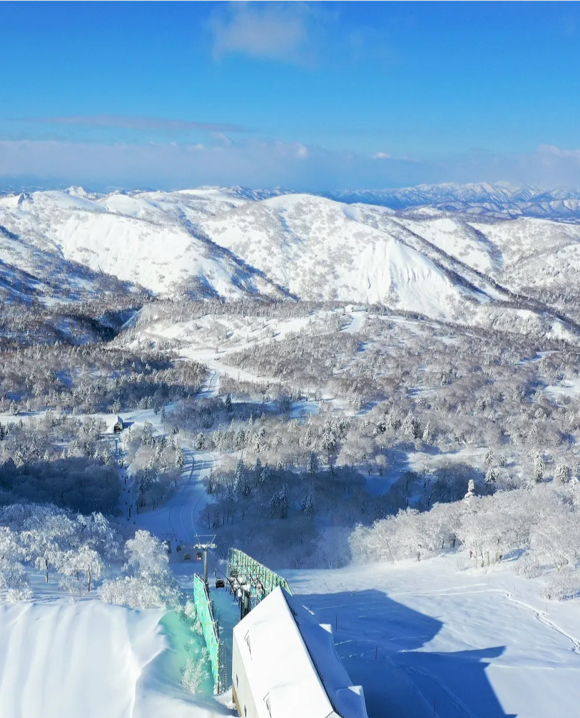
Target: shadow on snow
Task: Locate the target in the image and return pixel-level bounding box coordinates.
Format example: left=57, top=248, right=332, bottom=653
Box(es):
left=296, top=589, right=515, bottom=718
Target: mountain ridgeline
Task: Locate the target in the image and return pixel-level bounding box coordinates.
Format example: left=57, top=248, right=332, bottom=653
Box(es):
left=2, top=182, right=580, bottom=344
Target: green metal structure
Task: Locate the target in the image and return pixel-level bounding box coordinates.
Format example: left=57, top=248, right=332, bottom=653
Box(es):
left=193, top=574, right=227, bottom=694
left=228, top=548, right=292, bottom=600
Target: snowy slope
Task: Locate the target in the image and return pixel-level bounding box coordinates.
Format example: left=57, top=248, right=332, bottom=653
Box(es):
left=397, top=216, right=499, bottom=275
left=0, top=600, right=229, bottom=718
left=3, top=184, right=580, bottom=338
left=199, top=194, right=580, bottom=339
left=200, top=194, right=489, bottom=319
left=468, top=217, right=580, bottom=293
left=286, top=553, right=580, bottom=718
left=0, top=189, right=287, bottom=300
left=0, top=222, right=138, bottom=305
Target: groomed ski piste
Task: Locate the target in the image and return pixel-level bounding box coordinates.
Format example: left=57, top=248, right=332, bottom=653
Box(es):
left=1, top=380, right=580, bottom=717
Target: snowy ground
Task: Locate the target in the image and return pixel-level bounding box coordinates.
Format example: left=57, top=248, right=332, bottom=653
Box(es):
left=285, top=554, right=580, bottom=718
left=0, top=597, right=232, bottom=718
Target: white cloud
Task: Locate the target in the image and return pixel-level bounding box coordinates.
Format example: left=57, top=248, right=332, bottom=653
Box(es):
left=537, top=144, right=580, bottom=161
left=0, top=138, right=430, bottom=191
left=209, top=3, right=316, bottom=64
left=372, top=152, right=392, bottom=159
left=3, top=138, right=580, bottom=192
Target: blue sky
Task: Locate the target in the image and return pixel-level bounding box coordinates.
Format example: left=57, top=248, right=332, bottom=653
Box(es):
left=1, top=1, right=580, bottom=190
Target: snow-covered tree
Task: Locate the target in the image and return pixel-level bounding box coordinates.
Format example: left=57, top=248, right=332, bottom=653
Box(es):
left=307, top=452, right=319, bottom=475
left=301, top=493, right=315, bottom=517
left=464, top=479, right=476, bottom=501
left=533, top=451, right=545, bottom=483
left=59, top=545, right=104, bottom=593
left=555, top=464, right=571, bottom=485
left=125, top=530, right=168, bottom=576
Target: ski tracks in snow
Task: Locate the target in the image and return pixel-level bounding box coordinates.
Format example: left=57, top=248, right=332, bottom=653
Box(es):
left=386, top=581, right=580, bottom=718
left=501, top=590, right=580, bottom=656
left=393, top=583, right=580, bottom=656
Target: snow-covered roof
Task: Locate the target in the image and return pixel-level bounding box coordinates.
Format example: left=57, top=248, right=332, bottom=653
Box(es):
left=104, top=415, right=123, bottom=433
left=233, top=587, right=368, bottom=718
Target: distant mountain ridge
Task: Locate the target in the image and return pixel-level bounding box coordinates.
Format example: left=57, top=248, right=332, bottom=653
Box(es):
left=325, top=182, right=580, bottom=220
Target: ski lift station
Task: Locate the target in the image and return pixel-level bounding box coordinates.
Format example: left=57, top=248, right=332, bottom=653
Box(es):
left=231, top=586, right=368, bottom=718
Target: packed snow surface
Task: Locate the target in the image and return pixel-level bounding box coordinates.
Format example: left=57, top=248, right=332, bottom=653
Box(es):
left=285, top=554, right=580, bottom=718
left=0, top=600, right=229, bottom=718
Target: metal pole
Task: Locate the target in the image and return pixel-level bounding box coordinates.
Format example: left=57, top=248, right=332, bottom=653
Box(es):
left=203, top=547, right=209, bottom=585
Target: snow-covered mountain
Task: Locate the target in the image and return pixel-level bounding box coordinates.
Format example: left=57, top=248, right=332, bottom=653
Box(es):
left=0, top=211, right=139, bottom=305
left=328, top=182, right=580, bottom=220
left=3, top=184, right=580, bottom=342
left=0, top=188, right=289, bottom=301
left=199, top=194, right=497, bottom=314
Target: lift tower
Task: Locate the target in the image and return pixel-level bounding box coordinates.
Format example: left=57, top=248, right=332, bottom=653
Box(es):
left=193, top=534, right=217, bottom=586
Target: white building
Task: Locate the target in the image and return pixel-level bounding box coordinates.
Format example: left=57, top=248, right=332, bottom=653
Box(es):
left=232, top=587, right=368, bottom=718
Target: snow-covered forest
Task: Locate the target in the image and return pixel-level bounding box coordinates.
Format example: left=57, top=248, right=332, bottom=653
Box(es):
left=3, top=183, right=580, bottom=717
left=0, top=499, right=178, bottom=611
left=4, top=291, right=580, bottom=594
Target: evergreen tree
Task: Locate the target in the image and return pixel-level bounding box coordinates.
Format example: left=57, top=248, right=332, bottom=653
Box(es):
left=464, top=479, right=476, bottom=501
left=301, top=493, right=315, bottom=517
left=484, top=467, right=498, bottom=486
left=533, top=451, right=545, bottom=483
left=259, top=465, right=271, bottom=484
left=307, top=452, right=319, bottom=475
left=234, top=459, right=245, bottom=497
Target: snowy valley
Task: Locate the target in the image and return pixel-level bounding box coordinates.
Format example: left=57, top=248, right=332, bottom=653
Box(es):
left=1, top=183, right=580, bottom=718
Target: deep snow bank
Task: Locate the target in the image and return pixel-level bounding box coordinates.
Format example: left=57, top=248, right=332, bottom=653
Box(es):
left=0, top=600, right=230, bottom=718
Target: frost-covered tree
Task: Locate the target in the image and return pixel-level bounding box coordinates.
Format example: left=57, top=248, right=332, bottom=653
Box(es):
left=259, top=465, right=271, bottom=484
left=125, top=530, right=168, bottom=576
left=402, top=412, right=421, bottom=440
left=484, top=467, right=498, bottom=487
left=555, top=464, right=571, bottom=485
left=100, top=530, right=177, bottom=608
left=533, top=451, right=545, bottom=483
left=301, top=493, right=316, bottom=517
left=422, top=421, right=434, bottom=444
left=22, top=531, right=61, bottom=583
left=59, top=545, right=104, bottom=593
left=307, top=452, right=319, bottom=475
left=484, top=449, right=495, bottom=467
left=464, top=479, right=476, bottom=501
left=270, top=488, right=288, bottom=519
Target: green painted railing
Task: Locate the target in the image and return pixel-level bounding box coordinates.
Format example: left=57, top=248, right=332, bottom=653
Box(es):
left=193, top=574, right=227, bottom=693
left=228, top=548, right=292, bottom=600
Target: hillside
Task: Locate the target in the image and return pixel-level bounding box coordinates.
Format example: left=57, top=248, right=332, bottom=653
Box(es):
left=4, top=183, right=580, bottom=717
left=0, top=189, right=287, bottom=301
left=2, top=184, right=580, bottom=343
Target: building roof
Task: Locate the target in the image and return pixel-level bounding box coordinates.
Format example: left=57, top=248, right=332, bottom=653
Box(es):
left=233, top=587, right=368, bottom=718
